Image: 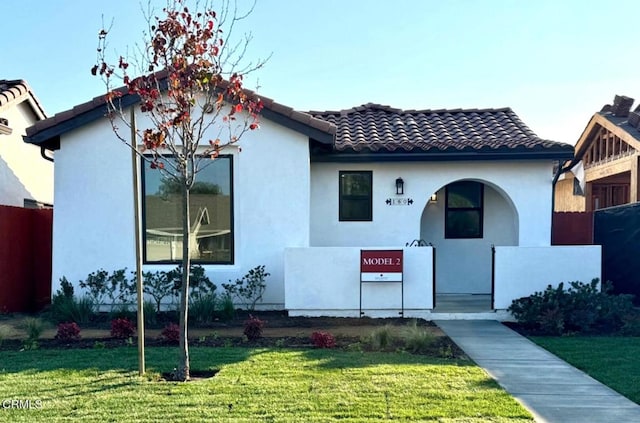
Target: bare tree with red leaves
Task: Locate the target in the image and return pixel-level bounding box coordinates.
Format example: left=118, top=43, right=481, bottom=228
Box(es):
left=93, top=0, right=265, bottom=381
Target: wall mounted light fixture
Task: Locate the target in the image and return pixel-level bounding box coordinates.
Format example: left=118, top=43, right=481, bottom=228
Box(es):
left=0, top=117, right=11, bottom=135
left=395, top=177, right=404, bottom=195
left=430, top=192, right=438, bottom=202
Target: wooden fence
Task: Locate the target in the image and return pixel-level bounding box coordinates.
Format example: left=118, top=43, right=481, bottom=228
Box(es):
left=0, top=205, right=52, bottom=313
left=552, top=211, right=594, bottom=245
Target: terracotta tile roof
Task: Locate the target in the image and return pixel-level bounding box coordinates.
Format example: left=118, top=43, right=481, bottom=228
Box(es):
left=0, top=79, right=46, bottom=118
left=310, top=103, right=572, bottom=156
left=24, top=75, right=334, bottom=149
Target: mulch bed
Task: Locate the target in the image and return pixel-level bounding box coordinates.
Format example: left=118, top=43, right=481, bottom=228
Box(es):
left=0, top=311, right=466, bottom=358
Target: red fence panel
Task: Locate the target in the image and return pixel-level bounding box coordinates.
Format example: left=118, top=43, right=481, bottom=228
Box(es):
left=552, top=212, right=594, bottom=245
left=0, top=206, right=52, bottom=313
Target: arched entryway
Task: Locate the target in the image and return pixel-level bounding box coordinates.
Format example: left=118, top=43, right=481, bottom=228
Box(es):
left=420, top=179, right=518, bottom=310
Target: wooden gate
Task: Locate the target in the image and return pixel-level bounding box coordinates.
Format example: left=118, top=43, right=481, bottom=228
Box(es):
left=0, top=205, right=52, bottom=312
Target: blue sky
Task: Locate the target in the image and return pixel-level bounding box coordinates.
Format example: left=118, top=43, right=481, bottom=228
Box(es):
left=2, top=0, right=638, bottom=145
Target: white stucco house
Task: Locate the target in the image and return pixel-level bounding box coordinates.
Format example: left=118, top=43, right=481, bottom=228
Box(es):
left=24, top=89, right=601, bottom=319
left=0, top=79, right=53, bottom=208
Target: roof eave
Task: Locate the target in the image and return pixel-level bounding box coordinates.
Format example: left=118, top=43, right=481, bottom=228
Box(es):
left=311, top=149, right=574, bottom=163
left=260, top=108, right=334, bottom=144
left=566, top=112, right=640, bottom=172
left=25, top=93, right=334, bottom=148
left=24, top=94, right=139, bottom=149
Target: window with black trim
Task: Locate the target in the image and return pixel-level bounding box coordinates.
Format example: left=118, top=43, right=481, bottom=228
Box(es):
left=142, top=155, right=233, bottom=264
left=445, top=181, right=483, bottom=238
left=339, top=171, right=372, bottom=221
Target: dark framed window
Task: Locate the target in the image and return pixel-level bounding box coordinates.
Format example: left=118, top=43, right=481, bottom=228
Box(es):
left=142, top=155, right=233, bottom=264
left=339, top=171, right=372, bottom=221
left=445, top=181, right=483, bottom=239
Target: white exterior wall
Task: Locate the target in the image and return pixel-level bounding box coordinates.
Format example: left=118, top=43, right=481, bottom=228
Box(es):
left=52, top=123, right=136, bottom=289
left=310, top=161, right=553, bottom=293
left=422, top=185, right=518, bottom=293
left=493, top=246, right=602, bottom=309
left=0, top=102, right=53, bottom=206
left=52, top=109, right=310, bottom=308
left=310, top=160, right=553, bottom=248
left=285, top=247, right=434, bottom=317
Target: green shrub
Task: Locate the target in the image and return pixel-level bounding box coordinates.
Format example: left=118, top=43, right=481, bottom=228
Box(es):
left=51, top=294, right=95, bottom=325
left=219, top=295, right=235, bottom=321
left=22, top=317, right=46, bottom=349
left=366, top=325, right=396, bottom=351
left=110, top=303, right=135, bottom=321
left=402, top=320, right=435, bottom=353
left=189, top=293, right=217, bottom=324
left=59, top=277, right=74, bottom=298
left=223, top=265, right=269, bottom=310
left=75, top=296, right=96, bottom=323
left=138, top=270, right=177, bottom=313
left=0, top=324, right=11, bottom=347
left=168, top=264, right=216, bottom=299
left=79, top=269, right=109, bottom=308
left=79, top=268, right=133, bottom=312
left=619, top=311, right=640, bottom=336
left=508, top=279, right=636, bottom=335
left=108, top=268, right=135, bottom=307
left=143, top=300, right=157, bottom=326
left=50, top=277, right=96, bottom=324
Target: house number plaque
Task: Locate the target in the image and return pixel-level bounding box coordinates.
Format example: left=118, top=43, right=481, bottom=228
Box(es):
left=386, top=198, right=413, bottom=206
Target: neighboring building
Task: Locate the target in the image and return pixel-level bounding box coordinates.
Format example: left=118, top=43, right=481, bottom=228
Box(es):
left=555, top=95, right=640, bottom=212
left=0, top=79, right=53, bottom=208
left=24, top=92, right=601, bottom=318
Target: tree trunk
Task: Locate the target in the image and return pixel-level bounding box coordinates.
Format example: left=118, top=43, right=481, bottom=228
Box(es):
left=176, top=185, right=191, bottom=381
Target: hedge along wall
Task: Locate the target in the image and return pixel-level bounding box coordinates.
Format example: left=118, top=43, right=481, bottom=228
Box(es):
left=0, top=205, right=52, bottom=312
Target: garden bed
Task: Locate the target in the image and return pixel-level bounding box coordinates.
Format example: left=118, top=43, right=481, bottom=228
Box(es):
left=0, top=312, right=465, bottom=358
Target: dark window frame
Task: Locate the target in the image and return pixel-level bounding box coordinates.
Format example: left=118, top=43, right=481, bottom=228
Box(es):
left=141, top=154, right=234, bottom=265
left=445, top=181, right=484, bottom=239
left=339, top=170, right=373, bottom=222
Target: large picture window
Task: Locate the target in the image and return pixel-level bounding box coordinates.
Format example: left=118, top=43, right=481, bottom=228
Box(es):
left=142, top=155, right=233, bottom=264
left=445, top=181, right=483, bottom=239
left=339, top=171, right=372, bottom=221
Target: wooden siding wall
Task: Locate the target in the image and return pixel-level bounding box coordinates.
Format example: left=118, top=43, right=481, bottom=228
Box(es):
left=0, top=206, right=52, bottom=313
left=554, top=177, right=586, bottom=212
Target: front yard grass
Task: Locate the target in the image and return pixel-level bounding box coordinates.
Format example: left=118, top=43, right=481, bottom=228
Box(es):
left=0, top=346, right=533, bottom=422
left=531, top=336, right=640, bottom=404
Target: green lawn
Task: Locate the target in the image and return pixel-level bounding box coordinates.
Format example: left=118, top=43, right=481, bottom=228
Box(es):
left=0, top=347, right=532, bottom=422
left=531, top=336, right=640, bottom=404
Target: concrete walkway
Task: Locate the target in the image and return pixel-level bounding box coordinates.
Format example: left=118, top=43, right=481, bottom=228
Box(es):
left=436, top=320, right=640, bottom=423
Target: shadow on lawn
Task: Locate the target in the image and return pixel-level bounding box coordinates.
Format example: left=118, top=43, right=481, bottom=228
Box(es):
left=297, top=347, right=474, bottom=370
left=0, top=346, right=253, bottom=375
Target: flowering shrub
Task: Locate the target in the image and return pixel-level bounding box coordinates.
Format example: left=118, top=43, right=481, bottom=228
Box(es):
left=243, top=315, right=265, bottom=341
left=161, top=323, right=180, bottom=344
left=311, top=331, right=336, bottom=349
left=55, top=322, right=81, bottom=341
left=110, top=318, right=135, bottom=339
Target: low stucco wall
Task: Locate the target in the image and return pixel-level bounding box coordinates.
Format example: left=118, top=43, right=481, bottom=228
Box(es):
left=286, top=245, right=602, bottom=317
left=284, top=247, right=434, bottom=318
left=493, top=245, right=602, bottom=309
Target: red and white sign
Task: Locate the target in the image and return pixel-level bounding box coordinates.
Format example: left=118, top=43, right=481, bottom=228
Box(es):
left=360, top=250, right=403, bottom=282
